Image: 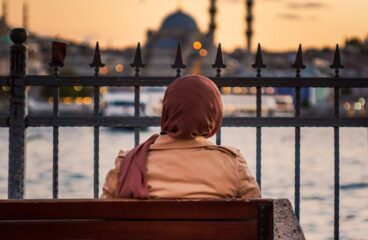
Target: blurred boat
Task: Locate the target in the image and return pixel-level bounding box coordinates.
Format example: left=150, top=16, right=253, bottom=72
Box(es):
left=101, top=92, right=146, bottom=117
left=274, top=95, right=294, bottom=114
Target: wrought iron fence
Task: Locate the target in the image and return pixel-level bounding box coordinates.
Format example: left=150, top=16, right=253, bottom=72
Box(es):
left=1, top=28, right=368, bottom=240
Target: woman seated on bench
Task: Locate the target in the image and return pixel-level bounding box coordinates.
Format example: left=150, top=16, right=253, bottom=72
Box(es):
left=101, top=75, right=261, bottom=199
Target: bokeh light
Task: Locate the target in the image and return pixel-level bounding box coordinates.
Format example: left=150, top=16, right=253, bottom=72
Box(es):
left=100, top=66, right=109, bottom=75
left=115, top=64, right=124, bottom=73
left=199, top=49, right=208, bottom=57
left=193, top=41, right=202, bottom=50
left=74, top=86, right=82, bottom=91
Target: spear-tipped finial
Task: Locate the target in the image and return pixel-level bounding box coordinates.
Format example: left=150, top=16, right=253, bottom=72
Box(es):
left=291, top=44, right=306, bottom=77
left=212, top=43, right=226, bottom=77
left=292, top=44, right=306, bottom=70
left=251, top=43, right=266, bottom=77
left=330, top=44, right=344, bottom=77
left=171, top=43, right=186, bottom=77
left=130, top=42, right=146, bottom=76
left=89, top=42, right=105, bottom=75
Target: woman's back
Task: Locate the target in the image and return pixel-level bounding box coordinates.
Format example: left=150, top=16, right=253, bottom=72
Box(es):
left=147, top=135, right=260, bottom=199
left=102, top=135, right=260, bottom=199
left=101, top=75, right=260, bottom=199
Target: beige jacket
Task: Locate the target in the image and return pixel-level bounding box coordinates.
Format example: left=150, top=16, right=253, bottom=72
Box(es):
left=101, top=135, right=261, bottom=199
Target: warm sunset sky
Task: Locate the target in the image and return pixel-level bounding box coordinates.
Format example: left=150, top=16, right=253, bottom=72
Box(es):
left=2, top=0, right=368, bottom=51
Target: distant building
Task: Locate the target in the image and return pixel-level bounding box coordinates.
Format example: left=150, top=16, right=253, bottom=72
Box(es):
left=143, top=8, right=240, bottom=76
left=141, top=0, right=246, bottom=76
left=0, top=0, right=9, bottom=36
left=0, top=0, right=11, bottom=75
left=0, top=16, right=9, bottom=38
left=144, top=9, right=212, bottom=76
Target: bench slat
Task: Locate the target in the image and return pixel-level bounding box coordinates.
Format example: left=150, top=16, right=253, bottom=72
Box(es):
left=0, top=220, right=258, bottom=240
left=0, top=199, right=272, bottom=221
left=0, top=199, right=274, bottom=240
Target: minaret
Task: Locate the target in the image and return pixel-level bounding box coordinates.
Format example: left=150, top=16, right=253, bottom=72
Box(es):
left=207, top=0, right=216, bottom=44
left=2, top=0, right=8, bottom=25
left=23, top=1, right=29, bottom=30
left=246, top=0, right=253, bottom=53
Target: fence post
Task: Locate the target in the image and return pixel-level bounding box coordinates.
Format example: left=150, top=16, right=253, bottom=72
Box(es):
left=8, top=28, right=28, bottom=199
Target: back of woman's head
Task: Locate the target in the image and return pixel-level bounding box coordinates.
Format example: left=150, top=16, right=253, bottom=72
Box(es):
left=161, top=75, right=223, bottom=139
left=116, top=75, right=223, bottom=198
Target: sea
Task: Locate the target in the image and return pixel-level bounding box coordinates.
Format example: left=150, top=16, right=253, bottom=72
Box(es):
left=0, top=105, right=367, bottom=240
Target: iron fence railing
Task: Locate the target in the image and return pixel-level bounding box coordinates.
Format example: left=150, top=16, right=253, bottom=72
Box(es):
left=1, top=28, right=368, bottom=240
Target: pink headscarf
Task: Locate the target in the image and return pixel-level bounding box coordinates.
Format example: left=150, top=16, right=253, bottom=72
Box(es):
left=116, top=75, right=223, bottom=198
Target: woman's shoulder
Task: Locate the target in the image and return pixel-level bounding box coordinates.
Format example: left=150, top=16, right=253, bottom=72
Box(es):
left=204, top=145, right=239, bottom=158
left=113, top=150, right=130, bottom=168
left=148, top=135, right=241, bottom=159
left=117, top=149, right=129, bottom=157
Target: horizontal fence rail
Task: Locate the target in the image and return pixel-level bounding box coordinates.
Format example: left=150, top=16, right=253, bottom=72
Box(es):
left=0, top=117, right=367, bottom=128
left=2, top=76, right=368, bottom=88
left=1, top=28, right=367, bottom=240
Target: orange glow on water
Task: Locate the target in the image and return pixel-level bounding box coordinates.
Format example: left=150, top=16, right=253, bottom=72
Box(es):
left=82, top=97, right=93, bottom=105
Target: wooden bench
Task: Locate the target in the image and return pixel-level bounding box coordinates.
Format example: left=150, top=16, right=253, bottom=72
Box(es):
left=0, top=199, right=304, bottom=240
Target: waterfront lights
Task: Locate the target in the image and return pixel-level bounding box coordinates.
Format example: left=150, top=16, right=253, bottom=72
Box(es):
left=100, top=66, right=109, bottom=75
left=192, top=41, right=202, bottom=50
left=115, top=64, right=124, bottom=73
left=74, top=86, right=82, bottom=91
left=358, top=97, right=365, bottom=106
left=354, top=102, right=362, bottom=111
left=199, top=49, right=208, bottom=57
left=99, top=87, right=108, bottom=95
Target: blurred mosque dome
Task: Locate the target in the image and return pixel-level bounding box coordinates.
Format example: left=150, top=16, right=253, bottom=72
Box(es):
left=144, top=9, right=205, bottom=75
left=143, top=6, right=238, bottom=76
left=149, top=9, right=200, bottom=50
left=160, top=10, right=199, bottom=34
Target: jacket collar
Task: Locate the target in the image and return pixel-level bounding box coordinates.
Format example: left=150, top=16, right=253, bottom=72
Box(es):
left=149, top=135, right=215, bottom=150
